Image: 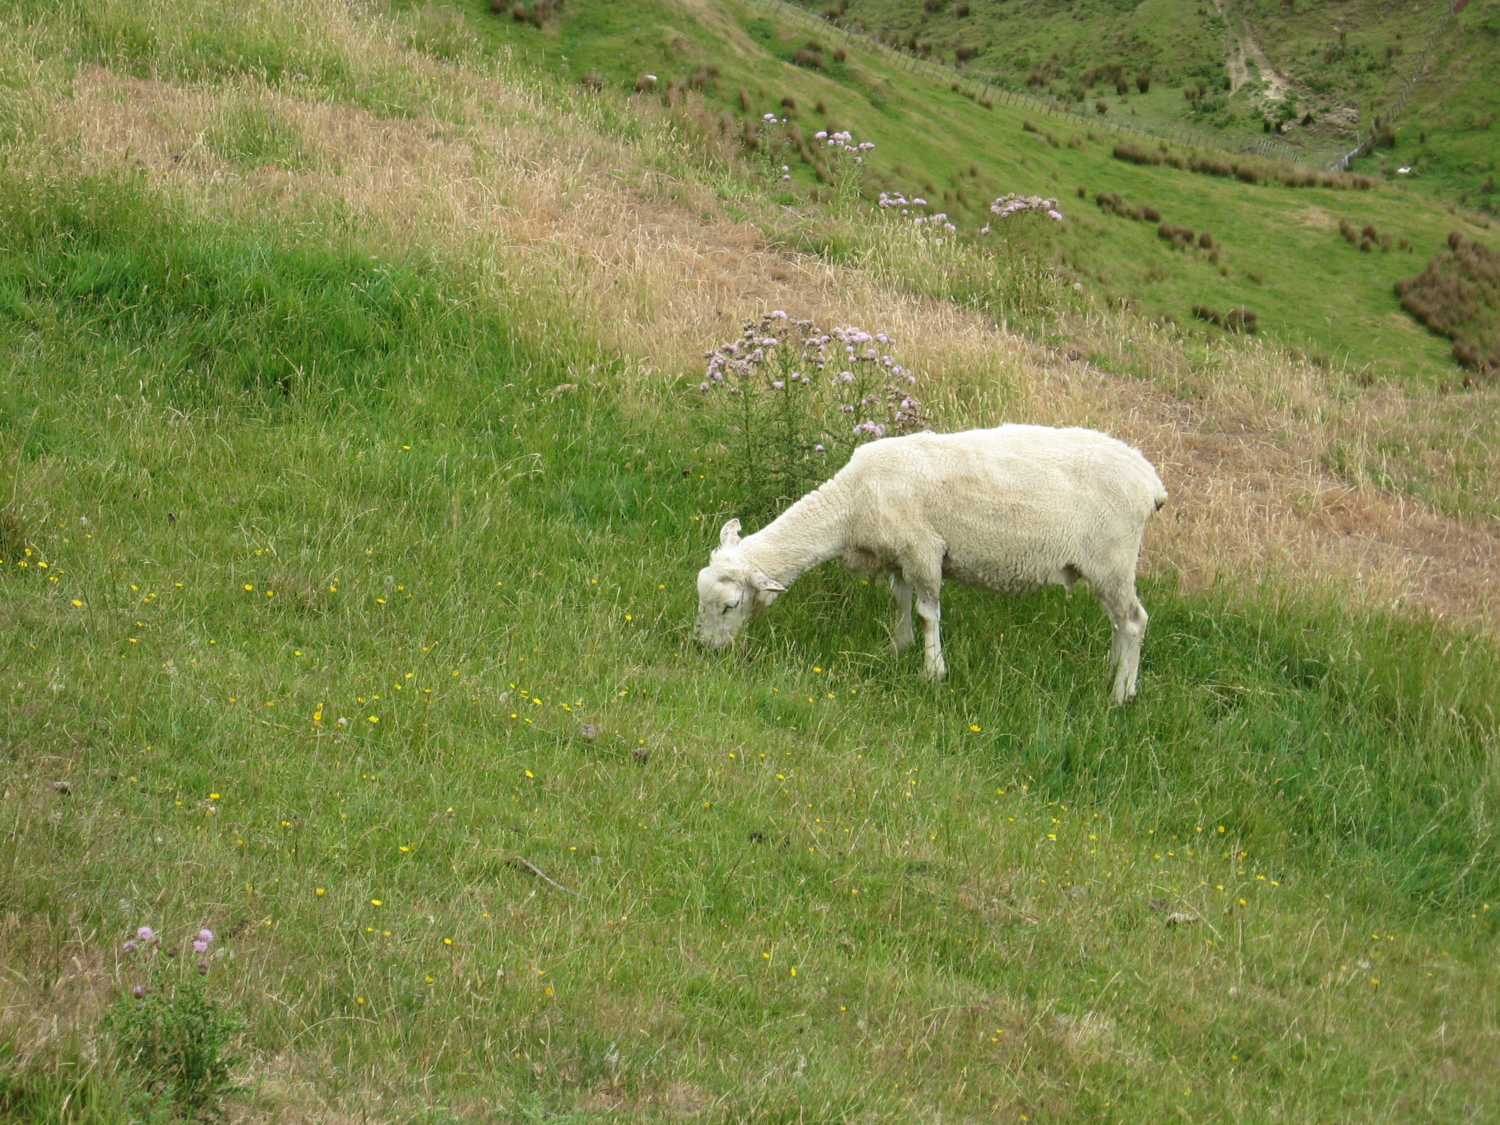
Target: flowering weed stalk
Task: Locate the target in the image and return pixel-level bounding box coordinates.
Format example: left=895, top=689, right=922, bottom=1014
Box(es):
left=814, top=129, right=876, bottom=209
left=106, top=925, right=243, bottom=1120
left=699, top=311, right=925, bottom=515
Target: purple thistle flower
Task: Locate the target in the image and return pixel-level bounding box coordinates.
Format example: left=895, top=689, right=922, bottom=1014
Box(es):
left=136, top=926, right=155, bottom=942
left=122, top=940, right=137, bottom=953
left=193, top=939, right=209, bottom=953
left=133, top=985, right=145, bottom=998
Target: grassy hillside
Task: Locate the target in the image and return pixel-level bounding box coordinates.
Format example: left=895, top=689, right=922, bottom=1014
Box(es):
left=1, top=1, right=1499, bottom=1122
left=787, top=0, right=1500, bottom=207
left=460, top=0, right=1497, bottom=383
left=1345, top=0, right=1500, bottom=212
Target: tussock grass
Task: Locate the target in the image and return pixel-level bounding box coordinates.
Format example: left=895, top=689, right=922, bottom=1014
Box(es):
left=0, top=2, right=1498, bottom=1120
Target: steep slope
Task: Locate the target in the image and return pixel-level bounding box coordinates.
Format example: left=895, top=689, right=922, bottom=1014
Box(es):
left=0, top=3, right=1498, bottom=1122
left=787, top=0, right=1500, bottom=202
left=462, top=0, right=1496, bottom=384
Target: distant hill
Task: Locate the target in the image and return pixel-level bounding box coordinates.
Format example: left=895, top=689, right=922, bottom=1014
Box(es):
left=462, top=0, right=1496, bottom=382
left=786, top=0, right=1500, bottom=209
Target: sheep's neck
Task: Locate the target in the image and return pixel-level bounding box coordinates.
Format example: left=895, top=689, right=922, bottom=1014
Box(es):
left=742, top=482, right=848, bottom=588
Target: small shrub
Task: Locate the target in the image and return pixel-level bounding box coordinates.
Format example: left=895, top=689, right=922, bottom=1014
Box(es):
left=1116, top=78, right=1129, bottom=95
left=1142, top=205, right=1161, bottom=222
left=1136, top=70, right=1150, bottom=94
left=739, top=87, right=753, bottom=113
left=1095, top=99, right=1109, bottom=115
left=1198, top=231, right=1214, bottom=249
left=1022, top=119, right=1039, bottom=133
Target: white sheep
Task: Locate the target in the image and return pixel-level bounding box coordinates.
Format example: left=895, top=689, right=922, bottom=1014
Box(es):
left=695, top=424, right=1168, bottom=703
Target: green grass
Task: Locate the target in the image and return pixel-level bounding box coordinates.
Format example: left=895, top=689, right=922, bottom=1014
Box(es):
left=794, top=0, right=1500, bottom=209
left=2, top=144, right=1499, bottom=1121
left=2, top=2, right=1500, bottom=1120
left=449, top=0, right=1496, bottom=385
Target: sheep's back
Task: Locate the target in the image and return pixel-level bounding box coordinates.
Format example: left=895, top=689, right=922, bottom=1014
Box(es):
left=838, top=426, right=1163, bottom=591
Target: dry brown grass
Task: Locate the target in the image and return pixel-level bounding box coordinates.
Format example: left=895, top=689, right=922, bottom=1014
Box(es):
left=32, top=57, right=1500, bottom=635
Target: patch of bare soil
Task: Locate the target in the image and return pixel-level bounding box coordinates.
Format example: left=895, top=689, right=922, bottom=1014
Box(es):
left=1212, top=0, right=1292, bottom=104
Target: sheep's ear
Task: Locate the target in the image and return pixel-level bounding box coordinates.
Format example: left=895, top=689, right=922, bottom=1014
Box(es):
left=750, top=570, right=786, bottom=594
left=719, top=518, right=742, bottom=548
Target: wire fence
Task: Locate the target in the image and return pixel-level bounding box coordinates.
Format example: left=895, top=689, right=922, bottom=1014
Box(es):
left=1327, top=0, right=1467, bottom=170
left=746, top=0, right=1324, bottom=166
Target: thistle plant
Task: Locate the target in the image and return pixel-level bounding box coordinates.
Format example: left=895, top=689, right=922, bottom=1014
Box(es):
left=879, top=191, right=957, bottom=241
left=755, top=113, right=795, bottom=185
left=813, top=129, right=875, bottom=208
left=106, top=924, right=244, bottom=1120
left=979, top=193, right=1064, bottom=240
left=698, top=311, right=926, bottom=516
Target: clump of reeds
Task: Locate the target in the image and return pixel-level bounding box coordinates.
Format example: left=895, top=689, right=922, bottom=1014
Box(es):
left=1394, top=231, right=1500, bottom=378
left=1192, top=304, right=1257, bottom=332
left=1341, top=219, right=1396, bottom=252
left=1113, top=141, right=1161, bottom=166
left=1114, top=144, right=1374, bottom=190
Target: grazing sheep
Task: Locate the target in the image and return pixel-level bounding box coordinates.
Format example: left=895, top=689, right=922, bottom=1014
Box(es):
left=635, top=73, right=658, bottom=93
left=695, top=425, right=1167, bottom=702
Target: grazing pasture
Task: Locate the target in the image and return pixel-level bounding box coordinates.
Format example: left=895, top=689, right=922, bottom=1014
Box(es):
left=1, top=2, right=1497, bottom=1121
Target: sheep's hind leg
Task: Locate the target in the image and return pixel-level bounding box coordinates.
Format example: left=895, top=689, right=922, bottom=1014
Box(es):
left=914, top=585, right=946, bottom=679
left=1099, top=586, right=1148, bottom=704
left=890, top=572, right=914, bottom=652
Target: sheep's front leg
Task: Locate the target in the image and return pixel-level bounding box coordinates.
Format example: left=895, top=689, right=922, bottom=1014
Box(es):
left=914, top=585, right=946, bottom=679
left=890, top=572, right=914, bottom=651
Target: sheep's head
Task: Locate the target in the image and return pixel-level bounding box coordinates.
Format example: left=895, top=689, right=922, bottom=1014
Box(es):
left=695, top=518, right=786, bottom=649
